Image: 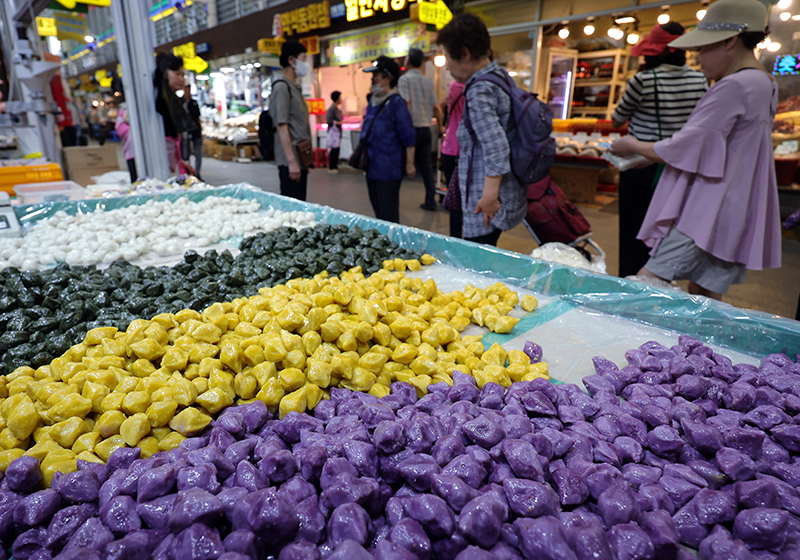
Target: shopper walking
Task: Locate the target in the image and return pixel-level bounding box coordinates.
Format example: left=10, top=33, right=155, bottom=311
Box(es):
left=360, top=56, right=417, bottom=223
left=154, top=52, right=196, bottom=176
left=435, top=14, right=528, bottom=247
left=398, top=48, right=437, bottom=211
left=270, top=41, right=312, bottom=201
left=114, top=105, right=136, bottom=183
left=610, top=0, right=780, bottom=300
left=440, top=79, right=465, bottom=238
left=182, top=85, right=204, bottom=181
left=611, top=22, right=707, bottom=278
left=326, top=91, right=344, bottom=173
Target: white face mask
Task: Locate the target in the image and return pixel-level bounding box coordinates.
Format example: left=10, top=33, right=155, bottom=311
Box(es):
left=371, top=84, right=385, bottom=96
left=293, top=59, right=310, bottom=78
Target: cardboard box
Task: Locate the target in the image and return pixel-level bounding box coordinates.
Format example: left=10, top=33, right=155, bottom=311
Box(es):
left=219, top=146, right=237, bottom=161
left=62, top=145, right=120, bottom=186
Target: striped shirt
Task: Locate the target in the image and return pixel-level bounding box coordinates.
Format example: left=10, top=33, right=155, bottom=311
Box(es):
left=613, top=64, right=708, bottom=142
left=398, top=69, right=435, bottom=128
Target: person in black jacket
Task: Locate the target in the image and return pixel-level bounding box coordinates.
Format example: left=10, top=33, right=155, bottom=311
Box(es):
left=258, top=110, right=275, bottom=161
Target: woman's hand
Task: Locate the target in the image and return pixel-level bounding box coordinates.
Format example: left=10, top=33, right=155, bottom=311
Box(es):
left=476, top=195, right=501, bottom=228
left=609, top=136, right=640, bottom=157
left=406, top=162, right=417, bottom=179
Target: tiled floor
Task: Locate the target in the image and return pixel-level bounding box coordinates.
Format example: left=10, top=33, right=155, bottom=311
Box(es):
left=200, top=157, right=800, bottom=321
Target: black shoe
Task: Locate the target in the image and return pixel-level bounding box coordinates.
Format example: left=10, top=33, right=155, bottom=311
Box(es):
left=420, top=203, right=437, bottom=211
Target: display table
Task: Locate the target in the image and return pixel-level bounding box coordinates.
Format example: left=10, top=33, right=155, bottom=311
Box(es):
left=14, top=184, right=800, bottom=385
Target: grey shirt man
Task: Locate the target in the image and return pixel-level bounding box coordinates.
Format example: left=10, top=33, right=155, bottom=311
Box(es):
left=270, top=73, right=311, bottom=167
left=398, top=68, right=435, bottom=128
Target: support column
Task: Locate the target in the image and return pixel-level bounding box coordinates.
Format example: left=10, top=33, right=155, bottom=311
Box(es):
left=111, top=0, right=170, bottom=180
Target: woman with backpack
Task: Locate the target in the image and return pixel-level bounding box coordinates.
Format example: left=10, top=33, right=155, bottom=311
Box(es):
left=610, top=0, right=780, bottom=300
left=435, top=14, right=530, bottom=246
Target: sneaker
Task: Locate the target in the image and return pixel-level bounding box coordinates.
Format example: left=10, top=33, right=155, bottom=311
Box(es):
left=420, top=203, right=437, bottom=211
left=328, top=169, right=339, bottom=174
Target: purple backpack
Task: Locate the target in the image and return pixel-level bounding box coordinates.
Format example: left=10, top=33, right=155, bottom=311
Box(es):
left=462, top=69, right=556, bottom=185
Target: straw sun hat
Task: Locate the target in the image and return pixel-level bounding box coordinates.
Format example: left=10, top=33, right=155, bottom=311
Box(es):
left=668, top=0, right=767, bottom=49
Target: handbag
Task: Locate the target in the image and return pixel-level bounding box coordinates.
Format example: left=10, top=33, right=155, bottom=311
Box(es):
left=650, top=70, right=666, bottom=190
left=349, top=96, right=392, bottom=171
left=326, top=125, right=341, bottom=149
left=441, top=166, right=462, bottom=212
left=296, top=139, right=315, bottom=168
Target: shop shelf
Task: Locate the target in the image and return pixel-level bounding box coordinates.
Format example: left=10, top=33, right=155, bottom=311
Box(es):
left=0, top=163, right=64, bottom=195
left=13, top=180, right=86, bottom=205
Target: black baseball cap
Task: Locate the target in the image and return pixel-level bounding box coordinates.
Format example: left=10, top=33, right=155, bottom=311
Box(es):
left=362, top=56, right=401, bottom=82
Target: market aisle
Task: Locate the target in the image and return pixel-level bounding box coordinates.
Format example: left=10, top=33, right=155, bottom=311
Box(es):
left=201, top=157, right=800, bottom=321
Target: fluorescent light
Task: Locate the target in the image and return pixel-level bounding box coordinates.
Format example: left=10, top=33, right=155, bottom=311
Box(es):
left=614, top=16, right=636, bottom=24
left=434, top=55, right=446, bottom=67
left=389, top=37, right=408, bottom=51
left=209, top=72, right=223, bottom=78
left=778, top=0, right=791, bottom=9
left=697, top=9, right=707, bottom=20
left=657, top=13, right=670, bottom=25
left=558, top=27, right=570, bottom=39
left=767, top=41, right=782, bottom=52
left=562, top=71, right=572, bottom=120
left=220, top=67, right=236, bottom=73
left=508, top=71, right=518, bottom=77
left=196, top=75, right=209, bottom=81
left=627, top=31, right=640, bottom=45
left=85, top=35, right=95, bottom=43
left=584, top=24, right=595, bottom=35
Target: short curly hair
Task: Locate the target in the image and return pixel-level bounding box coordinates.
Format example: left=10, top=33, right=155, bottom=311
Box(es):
left=435, top=13, right=491, bottom=61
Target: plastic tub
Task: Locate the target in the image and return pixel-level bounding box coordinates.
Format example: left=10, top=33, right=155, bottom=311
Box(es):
left=0, top=163, right=63, bottom=194
left=13, top=181, right=86, bottom=204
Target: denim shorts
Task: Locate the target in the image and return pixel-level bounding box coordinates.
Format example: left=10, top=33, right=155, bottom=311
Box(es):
left=645, top=226, right=747, bottom=294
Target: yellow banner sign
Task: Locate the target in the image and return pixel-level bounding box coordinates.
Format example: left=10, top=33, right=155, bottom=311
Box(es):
left=258, top=37, right=285, bottom=55
left=329, top=22, right=431, bottom=65
left=36, top=17, right=57, bottom=37
left=343, top=0, right=416, bottom=23
left=55, top=13, right=86, bottom=42
left=413, top=0, right=452, bottom=29
left=300, top=36, right=320, bottom=55
left=280, top=1, right=331, bottom=36
left=173, top=42, right=209, bottom=74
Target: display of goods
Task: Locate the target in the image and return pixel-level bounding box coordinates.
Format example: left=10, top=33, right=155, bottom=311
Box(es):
left=0, top=336, right=798, bottom=559
left=773, top=119, right=800, bottom=135
left=0, top=268, right=540, bottom=483
left=0, top=225, right=422, bottom=374
left=777, top=95, right=800, bottom=115
left=0, top=197, right=317, bottom=270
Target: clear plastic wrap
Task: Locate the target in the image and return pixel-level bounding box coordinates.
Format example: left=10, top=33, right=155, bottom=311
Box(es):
left=13, top=183, right=800, bottom=372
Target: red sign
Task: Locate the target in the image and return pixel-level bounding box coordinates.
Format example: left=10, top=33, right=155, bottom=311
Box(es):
left=306, top=98, right=326, bottom=115
left=299, top=35, right=320, bottom=55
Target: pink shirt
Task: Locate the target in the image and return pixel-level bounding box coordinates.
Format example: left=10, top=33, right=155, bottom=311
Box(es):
left=441, top=80, right=465, bottom=156
left=639, top=69, right=781, bottom=270
left=115, top=110, right=134, bottom=161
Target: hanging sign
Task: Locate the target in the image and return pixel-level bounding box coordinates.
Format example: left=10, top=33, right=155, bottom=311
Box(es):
left=299, top=36, right=321, bottom=55
left=306, top=99, right=326, bottom=115
left=95, top=70, right=112, bottom=88
left=258, top=37, right=286, bottom=55
left=173, top=42, right=209, bottom=73
left=36, top=17, right=57, bottom=37
left=343, top=0, right=416, bottom=23
left=280, top=1, right=331, bottom=36
left=55, top=13, right=87, bottom=42
left=329, top=22, right=431, bottom=65
left=411, top=0, right=452, bottom=29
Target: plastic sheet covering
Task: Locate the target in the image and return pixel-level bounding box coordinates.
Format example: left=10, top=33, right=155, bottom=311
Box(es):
left=14, top=184, right=800, bottom=377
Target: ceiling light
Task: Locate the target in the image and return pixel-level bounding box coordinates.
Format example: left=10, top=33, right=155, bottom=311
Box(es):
left=240, top=65, right=247, bottom=70
left=209, top=72, right=223, bottom=78
left=254, top=62, right=262, bottom=68
left=697, top=9, right=707, bottom=20
left=508, top=71, right=518, bottom=77
left=608, top=26, right=624, bottom=40
left=84, top=35, right=95, bottom=43
left=220, top=67, right=236, bottom=73
left=627, top=31, right=641, bottom=44
left=247, top=63, right=254, bottom=69
left=196, top=75, right=209, bottom=80
left=434, top=55, right=446, bottom=67
left=767, top=41, right=782, bottom=52
left=657, top=12, right=670, bottom=25
left=558, top=22, right=570, bottom=39
left=333, top=46, right=352, bottom=60
left=389, top=37, right=408, bottom=51
left=778, top=0, right=791, bottom=9
left=614, top=16, right=636, bottom=25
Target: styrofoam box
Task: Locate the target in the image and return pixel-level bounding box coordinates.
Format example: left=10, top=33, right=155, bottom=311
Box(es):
left=13, top=181, right=86, bottom=205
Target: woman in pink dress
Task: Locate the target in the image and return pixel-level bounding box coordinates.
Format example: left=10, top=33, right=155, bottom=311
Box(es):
left=610, top=0, right=780, bottom=301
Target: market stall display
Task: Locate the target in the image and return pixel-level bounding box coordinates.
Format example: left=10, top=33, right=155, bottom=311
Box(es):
left=0, top=185, right=798, bottom=560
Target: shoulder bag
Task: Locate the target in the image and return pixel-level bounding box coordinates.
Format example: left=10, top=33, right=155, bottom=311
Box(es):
left=349, top=96, right=393, bottom=171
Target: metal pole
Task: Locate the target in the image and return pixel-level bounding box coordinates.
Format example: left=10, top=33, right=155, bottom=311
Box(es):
left=529, top=0, right=542, bottom=94
left=111, top=0, right=170, bottom=180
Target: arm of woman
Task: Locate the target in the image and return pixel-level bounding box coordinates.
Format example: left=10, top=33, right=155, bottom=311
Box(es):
left=395, top=97, right=418, bottom=179
left=468, top=82, right=511, bottom=224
